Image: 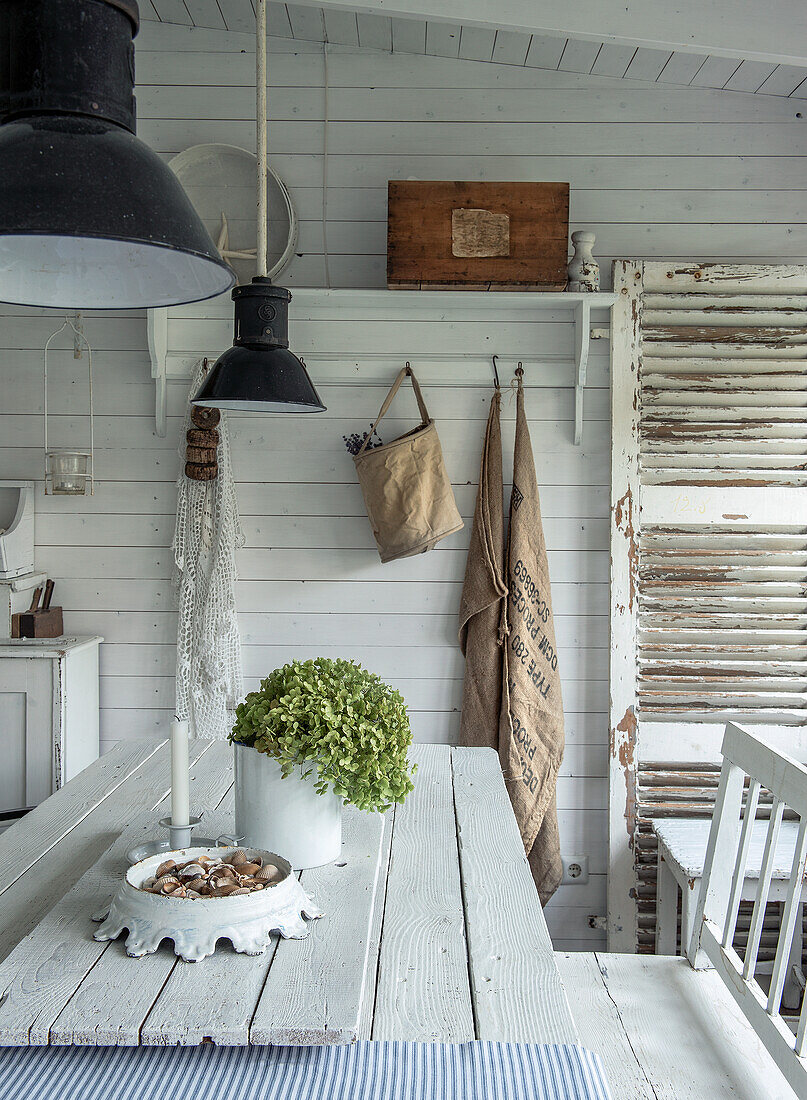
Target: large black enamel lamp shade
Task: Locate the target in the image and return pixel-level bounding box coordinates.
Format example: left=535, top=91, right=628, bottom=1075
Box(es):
left=192, top=278, right=326, bottom=413
left=0, top=0, right=235, bottom=309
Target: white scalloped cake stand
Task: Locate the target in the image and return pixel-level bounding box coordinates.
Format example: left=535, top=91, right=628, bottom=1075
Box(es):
left=93, top=846, right=323, bottom=963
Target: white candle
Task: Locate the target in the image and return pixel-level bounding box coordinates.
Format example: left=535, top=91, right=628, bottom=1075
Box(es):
left=171, top=718, right=190, bottom=828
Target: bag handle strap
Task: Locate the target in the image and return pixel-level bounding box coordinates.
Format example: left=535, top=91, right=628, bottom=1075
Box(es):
left=357, top=363, right=430, bottom=455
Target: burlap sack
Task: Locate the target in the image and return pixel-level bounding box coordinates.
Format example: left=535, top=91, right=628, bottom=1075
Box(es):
left=458, top=389, right=508, bottom=747
left=354, top=366, right=463, bottom=563
left=499, top=374, right=565, bottom=904
left=458, top=378, right=564, bottom=905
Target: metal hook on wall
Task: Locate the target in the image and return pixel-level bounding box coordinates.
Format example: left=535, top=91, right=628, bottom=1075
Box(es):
left=506, top=360, right=524, bottom=401
left=491, top=355, right=501, bottom=390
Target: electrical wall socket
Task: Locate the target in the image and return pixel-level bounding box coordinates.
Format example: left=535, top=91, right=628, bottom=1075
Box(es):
left=560, top=856, right=589, bottom=885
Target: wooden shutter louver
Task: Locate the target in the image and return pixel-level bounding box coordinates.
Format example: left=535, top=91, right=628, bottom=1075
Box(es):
left=609, top=263, right=807, bottom=952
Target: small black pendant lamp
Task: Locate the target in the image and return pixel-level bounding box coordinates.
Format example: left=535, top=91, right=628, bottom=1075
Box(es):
left=0, top=0, right=235, bottom=309
left=192, top=0, right=325, bottom=414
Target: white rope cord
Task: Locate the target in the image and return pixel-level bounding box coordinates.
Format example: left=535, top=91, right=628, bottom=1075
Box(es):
left=256, top=0, right=268, bottom=277
left=322, top=41, right=331, bottom=289
left=173, top=360, right=245, bottom=738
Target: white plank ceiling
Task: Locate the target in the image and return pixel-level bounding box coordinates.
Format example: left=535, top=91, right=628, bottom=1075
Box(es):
left=141, top=1, right=807, bottom=98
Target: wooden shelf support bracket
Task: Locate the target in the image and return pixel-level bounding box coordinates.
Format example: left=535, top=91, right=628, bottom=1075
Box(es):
left=573, top=297, right=592, bottom=447
left=148, top=307, right=168, bottom=438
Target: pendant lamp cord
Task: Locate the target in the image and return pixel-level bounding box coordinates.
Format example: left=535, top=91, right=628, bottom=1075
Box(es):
left=256, top=0, right=268, bottom=278
left=322, top=42, right=331, bottom=289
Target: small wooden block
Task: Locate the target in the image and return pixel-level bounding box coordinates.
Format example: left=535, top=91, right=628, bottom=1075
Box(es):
left=186, top=445, right=218, bottom=464
left=186, top=428, right=220, bottom=447
left=185, top=462, right=218, bottom=481
left=17, top=607, right=64, bottom=638
left=191, top=406, right=221, bottom=429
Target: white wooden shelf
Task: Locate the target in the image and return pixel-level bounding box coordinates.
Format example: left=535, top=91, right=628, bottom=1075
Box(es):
left=0, top=635, right=103, bottom=660
left=148, top=289, right=616, bottom=445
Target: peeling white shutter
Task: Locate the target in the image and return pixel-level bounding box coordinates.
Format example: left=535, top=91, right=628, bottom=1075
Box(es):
left=609, top=262, right=807, bottom=953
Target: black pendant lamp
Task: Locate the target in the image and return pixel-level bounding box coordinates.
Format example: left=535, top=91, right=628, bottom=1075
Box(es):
left=0, top=0, right=235, bottom=309
left=192, top=0, right=325, bottom=414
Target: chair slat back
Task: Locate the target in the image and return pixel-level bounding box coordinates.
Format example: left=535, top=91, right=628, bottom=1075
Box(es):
left=743, top=799, right=784, bottom=980
left=723, top=778, right=761, bottom=949
left=689, top=723, right=807, bottom=1099
left=769, top=817, right=807, bottom=1015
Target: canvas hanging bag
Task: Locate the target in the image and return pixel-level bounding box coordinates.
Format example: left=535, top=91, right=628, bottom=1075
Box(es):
left=354, top=365, right=463, bottom=563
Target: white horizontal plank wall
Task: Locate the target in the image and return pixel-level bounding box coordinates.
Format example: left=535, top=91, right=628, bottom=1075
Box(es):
left=1, top=26, right=805, bottom=950
left=133, top=24, right=807, bottom=282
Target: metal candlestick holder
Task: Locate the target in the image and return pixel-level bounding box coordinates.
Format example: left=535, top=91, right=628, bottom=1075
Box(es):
left=125, top=815, right=213, bottom=866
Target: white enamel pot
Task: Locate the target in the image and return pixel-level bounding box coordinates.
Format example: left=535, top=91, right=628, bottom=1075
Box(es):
left=93, top=846, right=322, bottom=963
left=233, top=742, right=342, bottom=869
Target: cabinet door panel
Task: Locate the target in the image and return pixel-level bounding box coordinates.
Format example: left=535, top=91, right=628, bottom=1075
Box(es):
left=0, top=689, right=26, bottom=810
left=0, top=659, right=53, bottom=809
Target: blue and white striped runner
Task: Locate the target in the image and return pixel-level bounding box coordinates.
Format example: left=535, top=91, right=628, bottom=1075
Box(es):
left=0, top=1041, right=611, bottom=1100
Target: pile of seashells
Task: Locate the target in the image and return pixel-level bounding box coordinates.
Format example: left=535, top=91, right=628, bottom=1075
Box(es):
left=139, top=849, right=283, bottom=900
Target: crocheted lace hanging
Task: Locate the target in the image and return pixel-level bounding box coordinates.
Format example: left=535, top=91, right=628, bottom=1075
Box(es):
left=173, top=359, right=245, bottom=738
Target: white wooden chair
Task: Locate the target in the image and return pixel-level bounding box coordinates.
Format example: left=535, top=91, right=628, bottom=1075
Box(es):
left=654, top=816, right=805, bottom=1009
left=687, top=722, right=807, bottom=1098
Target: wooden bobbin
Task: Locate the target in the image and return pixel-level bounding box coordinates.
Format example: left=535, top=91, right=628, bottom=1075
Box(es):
left=185, top=462, right=218, bottom=481
left=186, top=445, right=218, bottom=465
left=186, top=428, right=220, bottom=448
left=191, top=406, right=221, bottom=429
left=186, top=407, right=220, bottom=480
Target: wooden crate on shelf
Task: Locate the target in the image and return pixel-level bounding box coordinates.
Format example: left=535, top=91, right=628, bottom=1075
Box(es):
left=387, top=181, right=570, bottom=290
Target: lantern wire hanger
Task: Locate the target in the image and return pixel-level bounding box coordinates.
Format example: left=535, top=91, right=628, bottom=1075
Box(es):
left=0, top=1, right=235, bottom=310
left=192, top=0, right=326, bottom=414
left=43, top=317, right=94, bottom=496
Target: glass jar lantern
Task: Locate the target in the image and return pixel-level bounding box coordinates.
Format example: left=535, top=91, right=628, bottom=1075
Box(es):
left=43, top=319, right=94, bottom=496
left=46, top=450, right=93, bottom=495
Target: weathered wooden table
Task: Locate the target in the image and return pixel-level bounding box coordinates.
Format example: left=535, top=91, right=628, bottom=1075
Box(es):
left=0, top=740, right=578, bottom=1047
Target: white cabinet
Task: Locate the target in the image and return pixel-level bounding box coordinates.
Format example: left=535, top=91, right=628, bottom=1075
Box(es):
left=0, top=636, right=101, bottom=810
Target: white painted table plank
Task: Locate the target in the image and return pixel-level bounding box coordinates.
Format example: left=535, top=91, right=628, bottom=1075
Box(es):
left=451, top=746, right=578, bottom=1045
left=0, top=740, right=164, bottom=892
left=0, top=739, right=188, bottom=963
left=0, top=742, right=218, bottom=1045
left=51, top=748, right=237, bottom=1046
left=136, top=789, right=282, bottom=1046
left=372, top=744, right=475, bottom=1042
left=249, top=806, right=389, bottom=1045
left=137, top=811, right=279, bottom=1047
left=357, top=805, right=394, bottom=1041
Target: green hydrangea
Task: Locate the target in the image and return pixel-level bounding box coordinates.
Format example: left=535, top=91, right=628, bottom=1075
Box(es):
left=229, top=658, right=416, bottom=812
